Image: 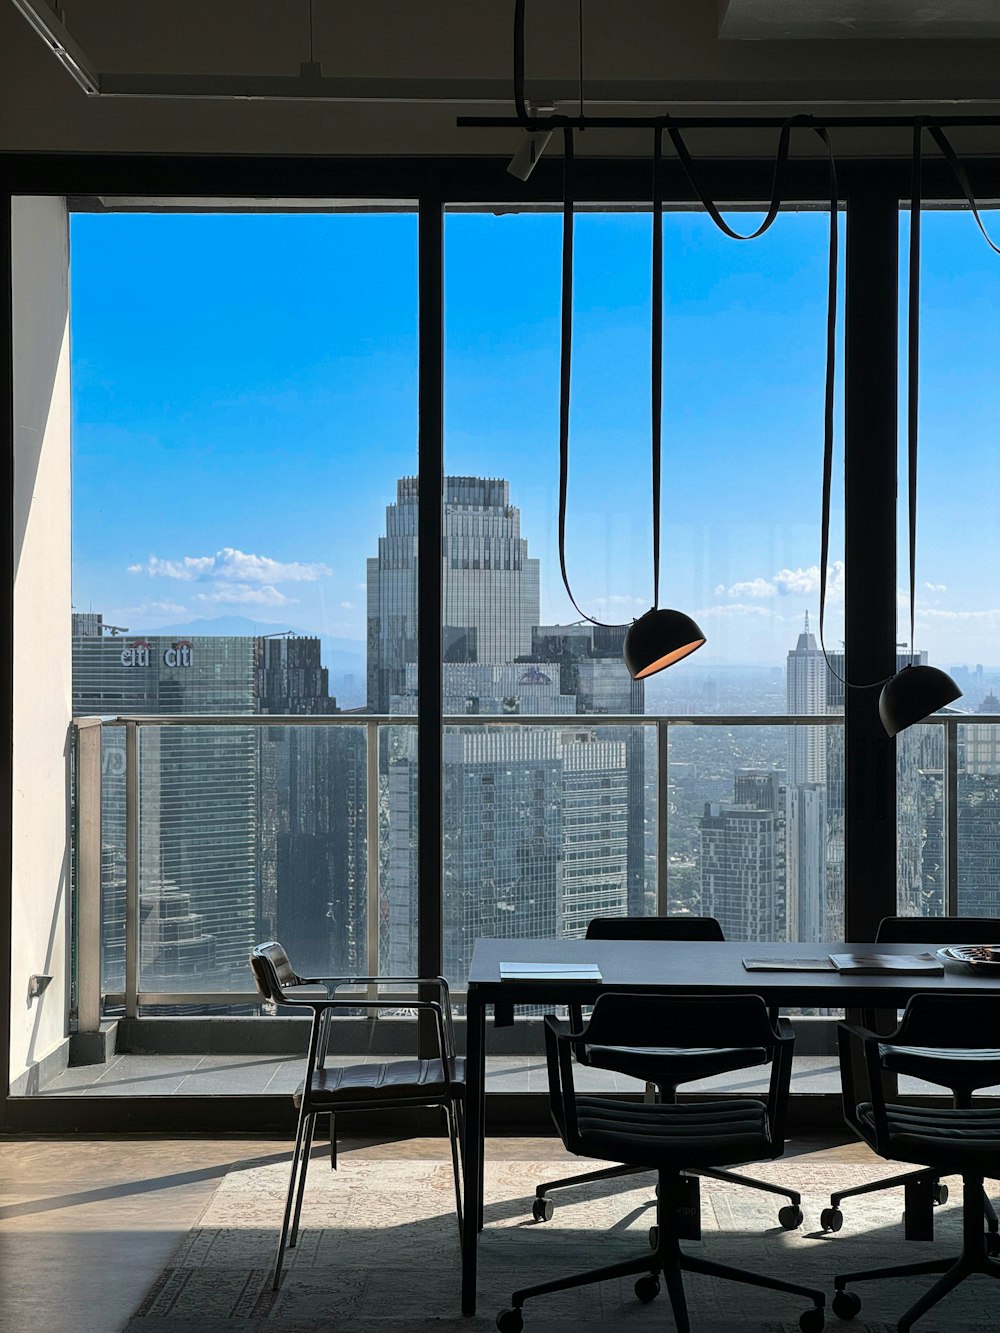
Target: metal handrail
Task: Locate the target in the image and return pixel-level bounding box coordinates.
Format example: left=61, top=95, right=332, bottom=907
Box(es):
left=73, top=709, right=983, bottom=1027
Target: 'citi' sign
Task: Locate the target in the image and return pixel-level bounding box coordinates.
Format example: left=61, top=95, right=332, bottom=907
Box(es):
left=120, top=639, right=194, bottom=668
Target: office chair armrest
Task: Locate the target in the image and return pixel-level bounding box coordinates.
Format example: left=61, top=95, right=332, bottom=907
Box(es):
left=773, top=1016, right=796, bottom=1044
left=837, top=1021, right=890, bottom=1153
left=543, top=1015, right=577, bottom=1140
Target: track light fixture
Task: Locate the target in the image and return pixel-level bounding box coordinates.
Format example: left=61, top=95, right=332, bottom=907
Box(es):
left=507, top=104, right=555, bottom=180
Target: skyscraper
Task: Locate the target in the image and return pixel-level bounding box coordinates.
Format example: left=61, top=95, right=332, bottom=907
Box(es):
left=255, top=634, right=367, bottom=978
left=370, top=475, right=640, bottom=978
left=72, top=629, right=258, bottom=992
left=367, top=476, right=540, bottom=712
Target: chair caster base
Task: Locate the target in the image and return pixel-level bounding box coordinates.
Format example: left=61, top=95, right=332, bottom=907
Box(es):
left=531, top=1197, right=553, bottom=1222
left=987, top=1231, right=1000, bottom=1258
left=779, top=1204, right=804, bottom=1230
left=648, top=1225, right=658, bottom=1250
left=634, top=1275, right=660, bottom=1303
left=496, top=1308, right=524, bottom=1333
left=832, top=1289, right=862, bottom=1320
left=799, top=1307, right=825, bottom=1332
left=933, top=1183, right=949, bottom=1206
left=820, top=1206, right=844, bottom=1233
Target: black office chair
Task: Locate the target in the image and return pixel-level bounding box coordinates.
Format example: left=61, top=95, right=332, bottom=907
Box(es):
left=820, top=914, right=1000, bottom=1245
left=832, top=994, right=1000, bottom=1331
left=532, top=915, right=803, bottom=1230
left=497, top=992, right=825, bottom=1333
left=249, top=941, right=465, bottom=1289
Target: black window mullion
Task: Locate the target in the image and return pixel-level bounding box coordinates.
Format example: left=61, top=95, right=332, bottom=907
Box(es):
left=844, top=185, right=899, bottom=941
left=417, top=188, right=444, bottom=1049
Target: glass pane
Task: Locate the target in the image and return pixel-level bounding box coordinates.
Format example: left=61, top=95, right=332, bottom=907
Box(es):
left=443, top=207, right=843, bottom=983
left=70, top=209, right=417, bottom=1005
left=668, top=722, right=844, bottom=942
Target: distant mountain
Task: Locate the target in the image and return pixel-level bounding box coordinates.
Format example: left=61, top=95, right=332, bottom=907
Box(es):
left=145, top=615, right=365, bottom=672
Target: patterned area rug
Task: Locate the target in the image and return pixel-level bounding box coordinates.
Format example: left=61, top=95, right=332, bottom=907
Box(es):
left=125, top=1154, right=999, bottom=1332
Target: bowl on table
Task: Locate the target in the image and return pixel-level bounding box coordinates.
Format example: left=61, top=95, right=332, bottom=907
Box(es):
left=937, top=944, right=1000, bottom=974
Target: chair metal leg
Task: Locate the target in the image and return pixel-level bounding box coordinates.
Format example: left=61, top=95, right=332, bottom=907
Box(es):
left=446, top=1099, right=464, bottom=1241
left=534, top=1161, right=646, bottom=1199
left=831, top=1166, right=936, bottom=1208
left=896, top=1257, right=972, bottom=1333
left=682, top=1251, right=825, bottom=1306
left=657, top=1230, right=690, bottom=1333
left=696, top=1165, right=800, bottom=1205
left=273, top=1107, right=311, bottom=1290
left=509, top=1253, right=655, bottom=1309
left=835, top=1255, right=956, bottom=1288
left=289, top=1112, right=317, bottom=1249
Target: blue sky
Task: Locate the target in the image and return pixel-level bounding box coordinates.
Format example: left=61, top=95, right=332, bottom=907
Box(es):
left=70, top=206, right=1000, bottom=667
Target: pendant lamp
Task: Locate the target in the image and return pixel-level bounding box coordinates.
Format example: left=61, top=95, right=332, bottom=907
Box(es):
left=555, top=125, right=705, bottom=676
left=879, top=124, right=961, bottom=736
left=622, top=127, right=705, bottom=679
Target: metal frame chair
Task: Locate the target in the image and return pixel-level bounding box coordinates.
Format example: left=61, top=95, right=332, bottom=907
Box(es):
left=498, top=991, right=825, bottom=1333
left=821, top=915, right=1000, bottom=1245
left=532, top=916, right=803, bottom=1230
left=249, top=941, right=465, bottom=1290
left=833, top=993, right=1000, bottom=1331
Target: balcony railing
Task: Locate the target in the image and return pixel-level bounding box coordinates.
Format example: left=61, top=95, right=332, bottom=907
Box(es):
left=71, top=710, right=985, bottom=1030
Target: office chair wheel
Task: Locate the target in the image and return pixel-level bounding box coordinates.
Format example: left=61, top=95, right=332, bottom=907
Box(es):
left=932, top=1182, right=949, bottom=1206
left=987, top=1230, right=1000, bottom=1257
left=819, top=1206, right=844, bottom=1233
left=531, top=1197, right=553, bottom=1222
left=778, top=1204, right=804, bottom=1230
left=634, top=1275, right=660, bottom=1304
left=832, top=1289, right=862, bottom=1320
left=799, top=1307, right=825, bottom=1332
left=647, top=1225, right=659, bottom=1250
left=496, top=1309, right=524, bottom=1333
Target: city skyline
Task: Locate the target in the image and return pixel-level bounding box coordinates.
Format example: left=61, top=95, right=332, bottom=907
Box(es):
left=69, top=207, right=1000, bottom=669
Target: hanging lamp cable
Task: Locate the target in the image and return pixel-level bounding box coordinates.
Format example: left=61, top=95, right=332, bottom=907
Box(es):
left=907, top=121, right=924, bottom=670
left=556, top=125, right=667, bottom=629
left=513, top=0, right=528, bottom=123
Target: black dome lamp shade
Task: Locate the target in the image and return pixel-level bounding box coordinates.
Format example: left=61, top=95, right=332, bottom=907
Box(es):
left=624, top=608, right=706, bottom=679
left=879, top=664, right=961, bottom=739
left=878, top=124, right=961, bottom=736
left=554, top=123, right=705, bottom=678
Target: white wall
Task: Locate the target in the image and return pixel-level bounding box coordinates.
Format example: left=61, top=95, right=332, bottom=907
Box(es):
left=9, top=196, right=73, bottom=1093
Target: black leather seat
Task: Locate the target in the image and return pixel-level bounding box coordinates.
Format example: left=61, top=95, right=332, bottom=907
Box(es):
left=250, top=941, right=465, bottom=1290
left=820, top=915, right=1000, bottom=1242
left=833, top=994, right=1000, bottom=1332
left=531, top=916, right=802, bottom=1230
left=497, top=992, right=824, bottom=1333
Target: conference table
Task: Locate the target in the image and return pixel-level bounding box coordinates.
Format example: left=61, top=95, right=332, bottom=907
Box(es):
left=459, top=935, right=1000, bottom=1314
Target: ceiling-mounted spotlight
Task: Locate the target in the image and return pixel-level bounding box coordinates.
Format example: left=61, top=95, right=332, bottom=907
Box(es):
left=507, top=105, right=556, bottom=181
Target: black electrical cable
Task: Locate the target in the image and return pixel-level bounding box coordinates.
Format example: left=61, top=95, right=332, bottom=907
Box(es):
left=514, top=0, right=527, bottom=124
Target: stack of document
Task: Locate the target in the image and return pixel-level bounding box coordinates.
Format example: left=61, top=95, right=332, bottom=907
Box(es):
left=827, top=952, right=944, bottom=975
left=499, top=961, right=603, bottom=981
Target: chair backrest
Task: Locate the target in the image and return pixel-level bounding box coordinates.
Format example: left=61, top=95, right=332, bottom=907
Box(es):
left=581, top=990, right=779, bottom=1050
left=876, top=915, right=999, bottom=945
left=249, top=941, right=302, bottom=1003
left=892, top=992, right=1000, bottom=1048
left=585, top=915, right=725, bottom=943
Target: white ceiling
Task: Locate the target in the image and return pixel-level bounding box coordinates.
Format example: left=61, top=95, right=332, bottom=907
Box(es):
left=720, top=0, right=1000, bottom=40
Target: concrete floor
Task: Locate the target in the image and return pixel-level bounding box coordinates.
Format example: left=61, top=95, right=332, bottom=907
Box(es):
left=40, top=1051, right=999, bottom=1097
left=0, top=1131, right=878, bottom=1333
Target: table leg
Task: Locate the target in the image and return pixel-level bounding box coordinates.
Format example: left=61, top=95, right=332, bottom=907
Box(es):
left=461, top=992, right=486, bottom=1315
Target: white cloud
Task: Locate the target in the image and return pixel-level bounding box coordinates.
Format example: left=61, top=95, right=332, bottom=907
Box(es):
left=131, top=547, right=331, bottom=584
left=339, top=600, right=355, bottom=610
left=919, top=607, right=1000, bottom=623
left=696, top=603, right=775, bottom=620
left=925, top=582, right=947, bottom=594
left=715, top=561, right=844, bottom=602
left=195, top=584, right=295, bottom=607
